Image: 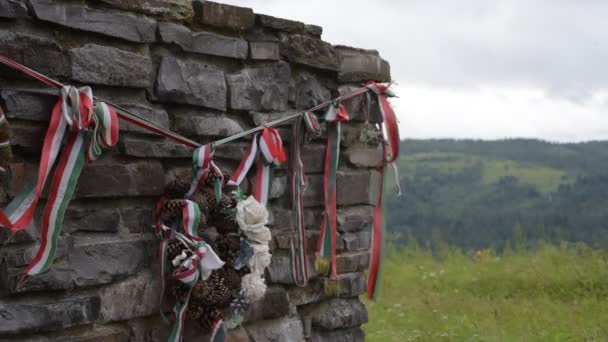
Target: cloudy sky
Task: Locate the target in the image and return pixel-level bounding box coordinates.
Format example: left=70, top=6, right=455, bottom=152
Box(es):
left=224, top=0, right=608, bottom=142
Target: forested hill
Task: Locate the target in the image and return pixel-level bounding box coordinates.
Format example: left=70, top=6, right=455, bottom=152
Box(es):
left=386, top=139, right=608, bottom=249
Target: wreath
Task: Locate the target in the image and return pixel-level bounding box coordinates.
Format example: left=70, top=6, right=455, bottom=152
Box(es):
left=158, top=169, right=272, bottom=333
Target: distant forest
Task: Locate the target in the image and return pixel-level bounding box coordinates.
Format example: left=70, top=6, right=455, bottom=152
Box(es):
left=386, top=139, right=608, bottom=249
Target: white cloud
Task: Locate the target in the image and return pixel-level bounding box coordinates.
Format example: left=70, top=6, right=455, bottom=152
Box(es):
left=224, top=0, right=608, bottom=142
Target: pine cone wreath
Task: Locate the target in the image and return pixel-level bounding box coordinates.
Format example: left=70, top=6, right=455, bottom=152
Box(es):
left=161, top=199, right=185, bottom=222
left=191, top=270, right=232, bottom=307
left=197, top=306, right=224, bottom=331
left=216, top=235, right=240, bottom=266
left=164, top=178, right=191, bottom=199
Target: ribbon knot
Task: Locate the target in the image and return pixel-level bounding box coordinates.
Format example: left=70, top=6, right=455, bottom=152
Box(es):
left=185, top=144, right=223, bottom=200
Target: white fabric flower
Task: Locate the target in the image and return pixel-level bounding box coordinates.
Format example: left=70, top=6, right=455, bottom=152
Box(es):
left=247, top=244, right=272, bottom=274
left=241, top=272, right=267, bottom=302
left=236, top=196, right=269, bottom=232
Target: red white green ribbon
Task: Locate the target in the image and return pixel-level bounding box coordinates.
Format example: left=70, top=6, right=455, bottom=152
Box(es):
left=185, top=144, right=223, bottom=201
left=365, top=82, right=401, bottom=299
left=315, top=103, right=349, bottom=291
left=289, top=112, right=322, bottom=287
left=228, top=127, right=285, bottom=205
left=167, top=292, right=192, bottom=342
left=0, top=109, right=10, bottom=178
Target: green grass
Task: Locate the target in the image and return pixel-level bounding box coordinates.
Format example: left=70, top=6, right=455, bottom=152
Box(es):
left=363, top=242, right=608, bottom=341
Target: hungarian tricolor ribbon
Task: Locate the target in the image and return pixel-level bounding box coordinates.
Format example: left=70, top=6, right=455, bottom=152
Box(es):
left=227, top=127, right=286, bottom=205
left=1, top=86, right=119, bottom=285
left=288, top=112, right=322, bottom=287
left=185, top=144, right=223, bottom=201
left=0, top=108, right=11, bottom=183
left=315, top=103, right=349, bottom=295
left=365, top=81, right=400, bottom=299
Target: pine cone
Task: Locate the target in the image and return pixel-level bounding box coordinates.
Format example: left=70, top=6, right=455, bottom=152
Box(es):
left=192, top=187, right=216, bottom=215
left=164, top=179, right=191, bottom=199
left=170, top=281, right=190, bottom=304
left=190, top=270, right=232, bottom=307
left=167, top=240, right=187, bottom=262
left=221, top=266, right=242, bottom=292
left=161, top=199, right=185, bottom=223
left=204, top=170, right=223, bottom=188
left=216, top=236, right=240, bottom=266
left=197, top=306, right=223, bottom=331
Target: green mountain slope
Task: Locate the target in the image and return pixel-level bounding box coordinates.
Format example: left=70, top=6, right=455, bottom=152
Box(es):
left=386, top=139, right=608, bottom=249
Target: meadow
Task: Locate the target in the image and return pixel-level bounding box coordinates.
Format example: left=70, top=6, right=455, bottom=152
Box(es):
left=363, top=240, right=608, bottom=341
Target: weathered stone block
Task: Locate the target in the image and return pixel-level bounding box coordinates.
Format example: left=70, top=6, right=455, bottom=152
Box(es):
left=336, top=170, right=382, bottom=206
left=337, top=206, right=373, bottom=233
left=244, top=286, right=291, bottom=322
left=70, top=44, right=152, bottom=88
left=279, top=34, right=338, bottom=71
left=76, top=161, right=165, bottom=198
left=155, top=57, right=227, bottom=111
left=338, top=85, right=382, bottom=122
left=338, top=231, right=371, bottom=252
left=119, top=137, right=191, bottom=158
left=337, top=272, right=367, bottom=298
left=345, top=147, right=383, bottom=167
left=172, top=110, right=245, bottom=137
left=9, top=125, right=46, bottom=154
left=250, top=41, right=280, bottom=60
left=118, top=103, right=170, bottom=135
left=295, top=74, right=331, bottom=109
left=64, top=207, right=120, bottom=233
left=336, top=251, right=369, bottom=274
left=121, top=207, right=154, bottom=234
left=0, top=31, right=69, bottom=78
left=305, top=24, right=323, bottom=37
left=310, top=298, right=368, bottom=330
left=0, top=0, right=28, bottom=18
left=266, top=253, right=316, bottom=285
left=30, top=0, right=156, bottom=42
left=0, top=89, right=56, bottom=122
left=288, top=278, right=325, bottom=306
left=214, top=142, right=251, bottom=161
left=193, top=0, right=255, bottom=31
left=70, top=235, right=151, bottom=288
left=336, top=46, right=391, bottom=83
left=99, top=0, right=193, bottom=22
left=158, top=23, right=248, bottom=59
left=0, top=296, right=100, bottom=335
left=310, top=327, right=365, bottom=342
left=302, top=174, right=324, bottom=207
left=257, top=14, right=305, bottom=33
left=227, top=62, right=290, bottom=112
left=99, top=270, right=159, bottom=322
left=245, top=317, right=304, bottom=342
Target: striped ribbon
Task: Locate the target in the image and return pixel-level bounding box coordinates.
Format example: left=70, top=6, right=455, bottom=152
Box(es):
left=0, top=108, right=11, bottom=184
left=3, top=86, right=119, bottom=284
left=315, top=103, right=349, bottom=295
left=185, top=144, right=223, bottom=202
left=365, top=82, right=401, bottom=300
left=227, top=127, right=286, bottom=205
left=289, top=112, right=322, bottom=287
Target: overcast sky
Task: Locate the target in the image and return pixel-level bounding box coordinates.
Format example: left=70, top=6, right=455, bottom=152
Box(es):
left=225, top=0, right=608, bottom=142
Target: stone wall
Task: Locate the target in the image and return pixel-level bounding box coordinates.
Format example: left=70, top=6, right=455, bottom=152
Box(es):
left=0, top=1, right=390, bottom=341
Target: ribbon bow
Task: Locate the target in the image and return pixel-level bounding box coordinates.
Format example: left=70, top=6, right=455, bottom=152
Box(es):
left=228, top=127, right=286, bottom=205
left=0, top=86, right=119, bottom=284
left=185, top=144, right=223, bottom=200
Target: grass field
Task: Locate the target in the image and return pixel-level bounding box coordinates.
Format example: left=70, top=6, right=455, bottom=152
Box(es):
left=363, top=241, right=608, bottom=341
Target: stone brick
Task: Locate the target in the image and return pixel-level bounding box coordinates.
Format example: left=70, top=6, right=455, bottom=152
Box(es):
left=301, top=144, right=326, bottom=173
left=305, top=24, right=323, bottom=37
left=0, top=31, right=69, bottom=78
left=193, top=0, right=255, bottom=31
left=336, top=46, right=391, bottom=83
left=266, top=253, right=316, bottom=285
left=257, top=14, right=305, bottom=33
left=336, top=251, right=369, bottom=274
left=9, top=125, right=46, bottom=154
left=244, top=286, right=291, bottom=322
left=338, top=231, right=371, bottom=252
left=250, top=41, right=280, bottom=60
left=120, top=207, right=153, bottom=234
left=70, top=235, right=151, bottom=288
left=295, top=74, right=331, bottom=109
left=214, top=142, right=251, bottom=161
left=338, top=206, right=373, bottom=233
left=302, top=174, right=323, bottom=207
left=70, top=44, right=152, bottom=88
left=337, top=272, right=367, bottom=298
left=245, top=317, right=304, bottom=342
left=155, top=57, right=226, bottom=111
left=172, top=110, right=245, bottom=137
left=0, top=295, right=100, bottom=335
left=99, top=0, right=193, bottom=22
left=119, top=136, right=191, bottom=158
left=227, top=62, right=290, bottom=112
left=267, top=206, right=292, bottom=229
left=118, top=103, right=170, bottom=135
left=26, top=324, right=131, bottom=342
left=158, top=23, right=248, bottom=59
left=0, top=88, right=56, bottom=122
left=288, top=279, right=325, bottom=306
left=338, top=85, right=382, bottom=123
left=336, top=170, right=382, bottom=206
left=279, top=34, right=338, bottom=71
left=0, top=0, right=28, bottom=18
left=64, top=207, right=120, bottom=233
left=99, top=270, right=159, bottom=322
left=310, top=327, right=365, bottom=342
left=76, top=161, right=164, bottom=198
left=344, top=147, right=383, bottom=167
left=310, top=298, right=367, bottom=330
left=30, top=0, right=157, bottom=43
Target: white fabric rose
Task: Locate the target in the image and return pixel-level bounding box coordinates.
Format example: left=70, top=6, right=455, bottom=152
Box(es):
left=236, top=196, right=269, bottom=230
left=241, top=272, right=267, bottom=302
left=247, top=243, right=272, bottom=274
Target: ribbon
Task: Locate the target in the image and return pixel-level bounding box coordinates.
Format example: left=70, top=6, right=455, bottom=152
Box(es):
left=365, top=82, right=401, bottom=300
left=315, top=103, right=349, bottom=295
left=227, top=127, right=286, bottom=205
left=0, top=86, right=119, bottom=284
left=289, top=112, right=322, bottom=287
left=0, top=108, right=11, bottom=186
left=185, top=144, right=223, bottom=201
